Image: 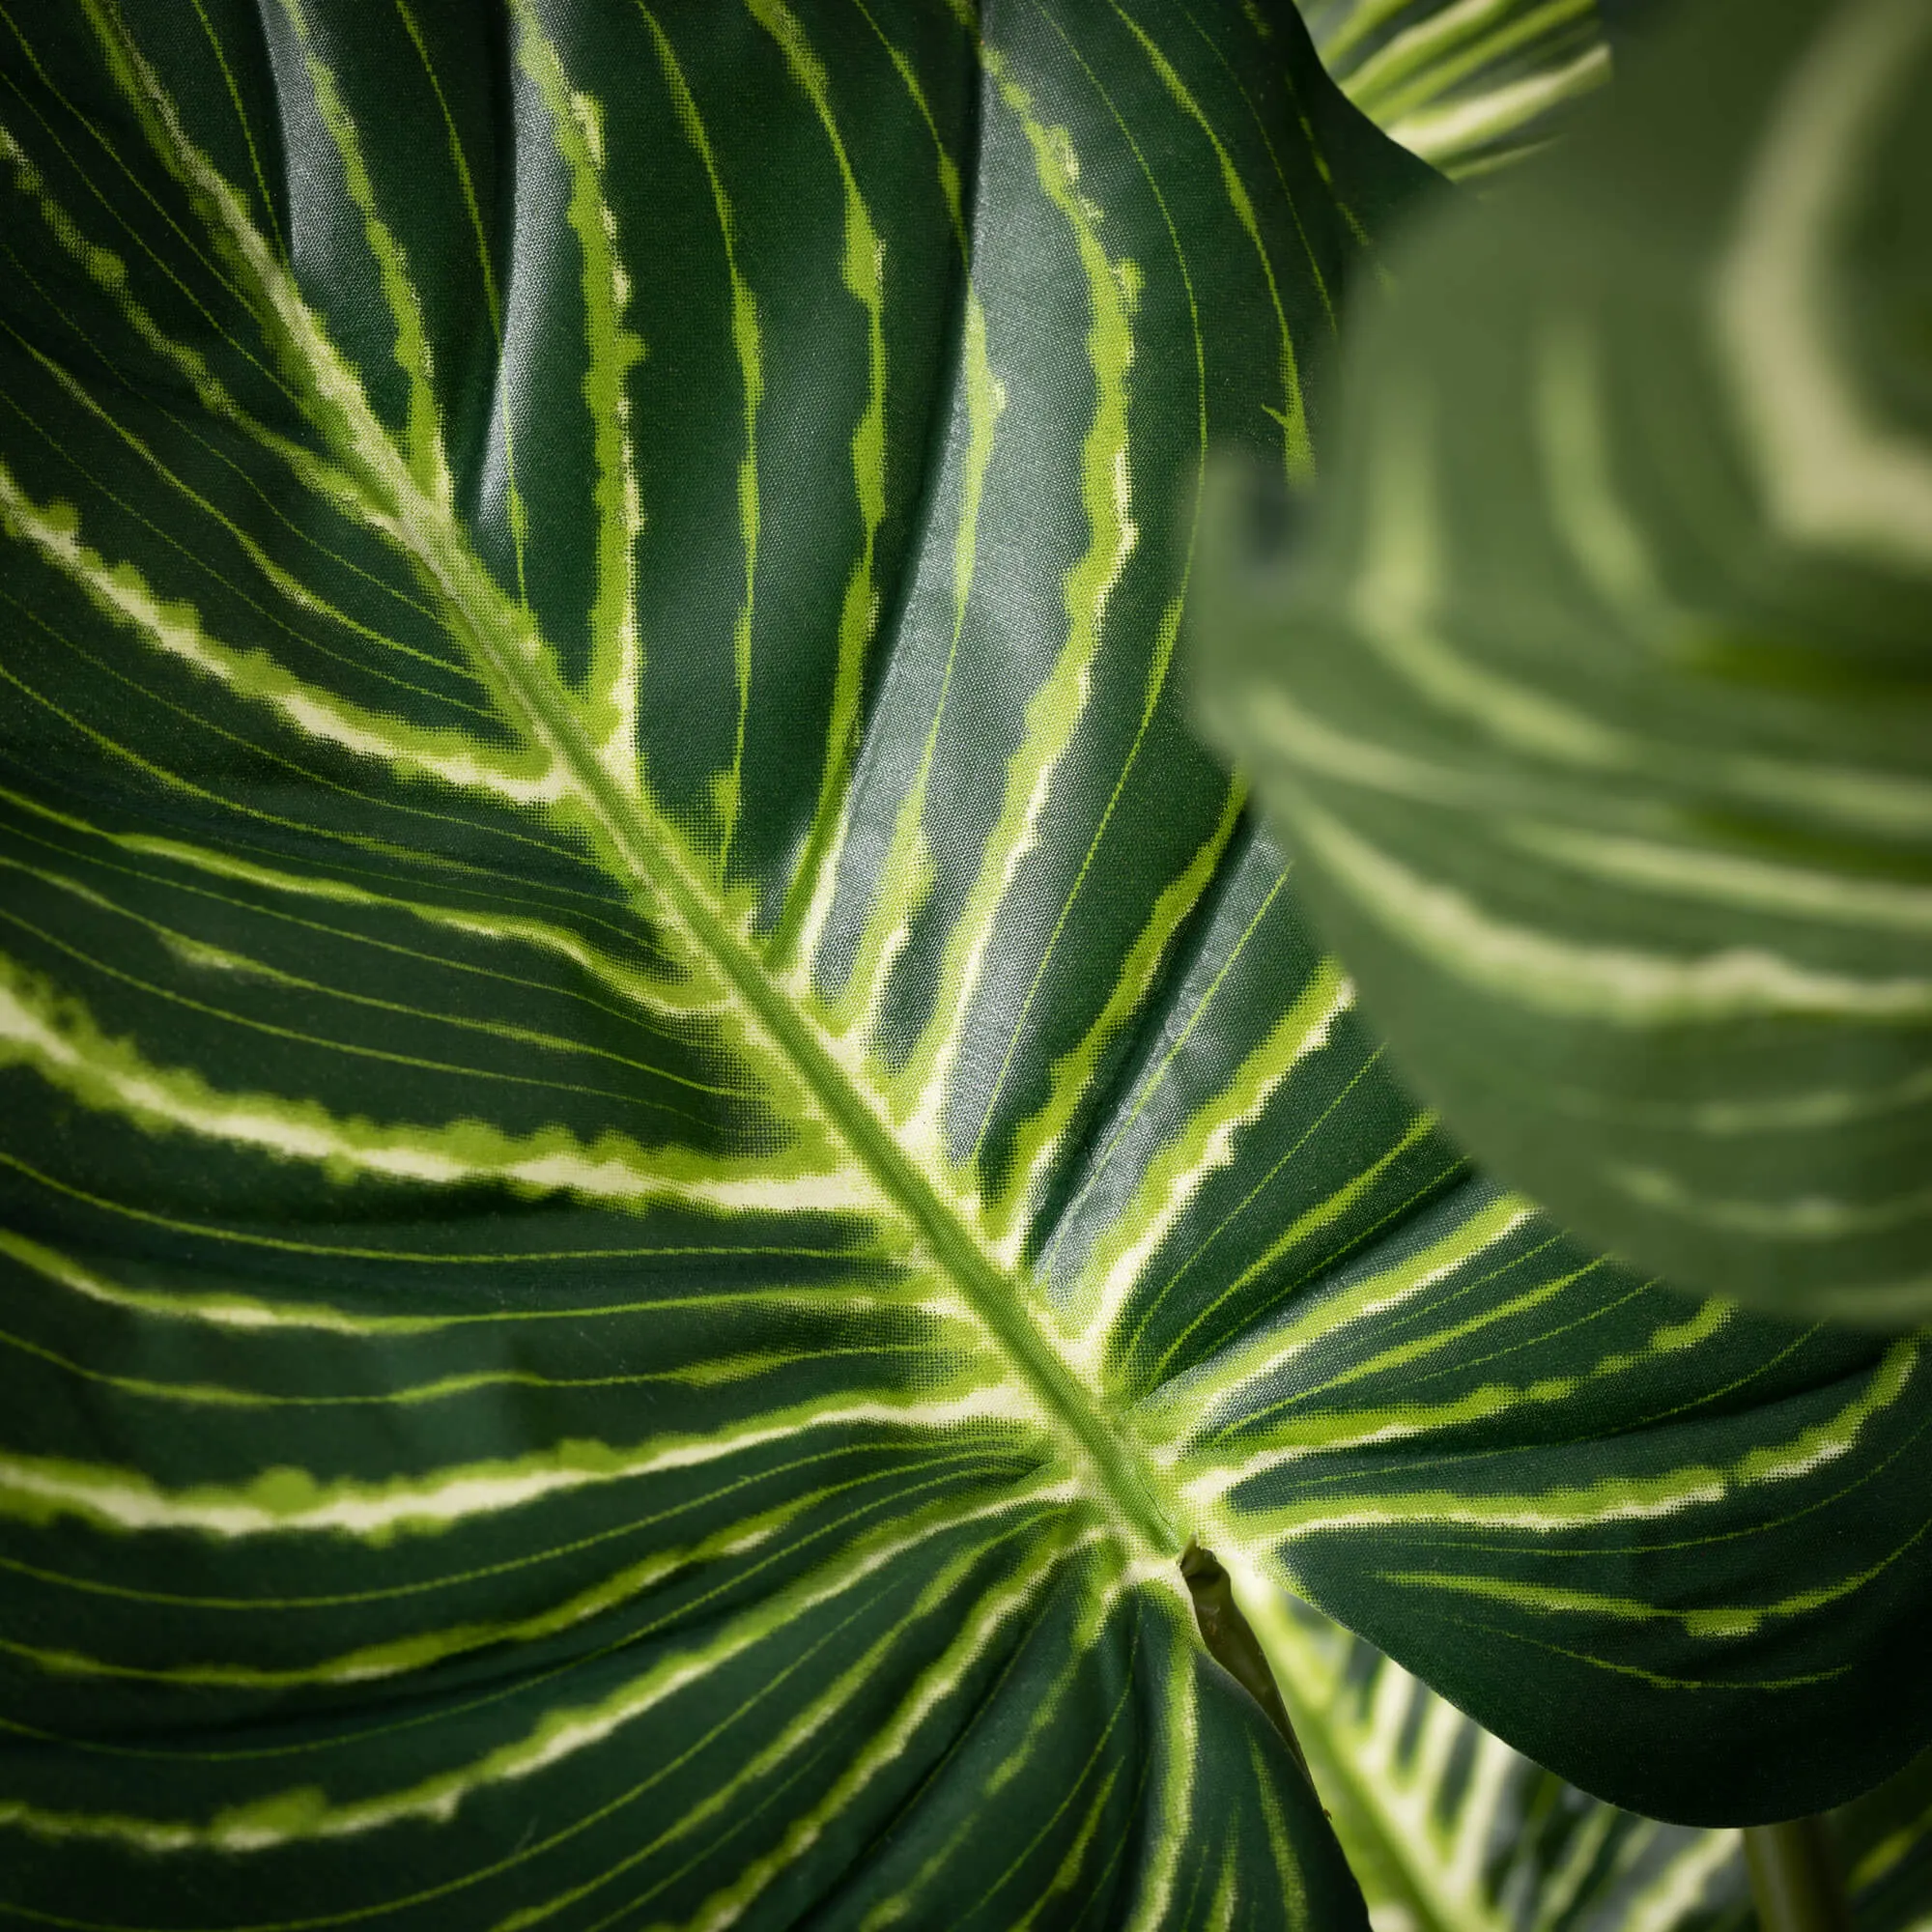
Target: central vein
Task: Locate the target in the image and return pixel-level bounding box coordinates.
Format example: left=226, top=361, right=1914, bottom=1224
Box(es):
left=414, top=519, right=1185, bottom=1563
left=104, top=0, right=1189, bottom=1561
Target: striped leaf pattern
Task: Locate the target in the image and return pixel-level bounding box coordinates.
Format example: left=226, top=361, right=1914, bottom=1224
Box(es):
left=1145, top=1187, right=1932, bottom=1822
left=0, top=2, right=1410, bottom=1921
left=0, top=1, right=1926, bottom=1923
left=1200, top=0, right=1932, bottom=1322
left=1254, top=1600, right=1752, bottom=1932
left=1256, top=1602, right=1932, bottom=1932
left=1294, top=0, right=1609, bottom=179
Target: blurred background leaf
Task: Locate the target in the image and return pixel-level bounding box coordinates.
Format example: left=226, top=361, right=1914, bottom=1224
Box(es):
left=1202, top=0, right=1932, bottom=1321
left=1292, top=0, right=1610, bottom=179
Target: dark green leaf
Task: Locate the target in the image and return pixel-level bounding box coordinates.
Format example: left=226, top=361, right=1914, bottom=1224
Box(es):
left=1257, top=1598, right=1754, bottom=1932
left=0, top=0, right=1926, bottom=1921
left=1256, top=1601, right=1932, bottom=1932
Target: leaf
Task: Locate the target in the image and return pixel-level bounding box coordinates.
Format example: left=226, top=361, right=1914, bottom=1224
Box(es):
left=0, top=1, right=1927, bottom=1923
left=1256, top=1599, right=1932, bottom=1932
left=1197, top=0, right=1932, bottom=1322
left=1835, top=1742, right=1932, bottom=1932
left=1254, top=1597, right=1753, bottom=1932
left=1293, top=0, right=1610, bottom=179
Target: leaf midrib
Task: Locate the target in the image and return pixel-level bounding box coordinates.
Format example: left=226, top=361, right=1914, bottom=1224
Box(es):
left=95, top=0, right=1189, bottom=1564
left=407, top=488, right=1185, bottom=1563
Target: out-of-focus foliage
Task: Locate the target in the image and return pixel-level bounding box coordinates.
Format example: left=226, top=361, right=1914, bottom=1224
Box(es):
left=1294, top=0, right=1610, bottom=178
left=1205, top=0, right=1932, bottom=1323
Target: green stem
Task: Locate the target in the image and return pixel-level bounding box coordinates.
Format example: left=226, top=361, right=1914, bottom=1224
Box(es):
left=1744, top=1820, right=1852, bottom=1932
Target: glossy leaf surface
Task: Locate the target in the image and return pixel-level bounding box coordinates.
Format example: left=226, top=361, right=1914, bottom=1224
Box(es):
left=1201, top=0, right=1932, bottom=1321
left=0, top=2, right=1929, bottom=1924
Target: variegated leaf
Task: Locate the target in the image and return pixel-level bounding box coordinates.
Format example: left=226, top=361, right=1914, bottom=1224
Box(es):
left=1200, top=0, right=1932, bottom=1322
left=0, top=1, right=1926, bottom=1925
left=1294, top=0, right=1610, bottom=179
left=1256, top=1602, right=1932, bottom=1932
left=1255, top=1599, right=1750, bottom=1932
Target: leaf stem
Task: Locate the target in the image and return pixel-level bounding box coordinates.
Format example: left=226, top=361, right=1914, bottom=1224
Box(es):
left=1180, top=1541, right=1314, bottom=1785
left=1743, top=1820, right=1851, bottom=1932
